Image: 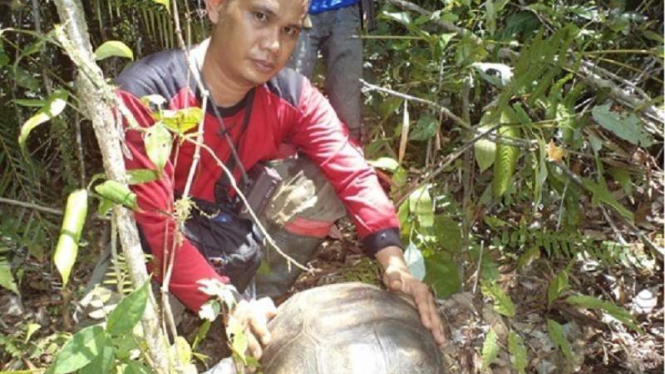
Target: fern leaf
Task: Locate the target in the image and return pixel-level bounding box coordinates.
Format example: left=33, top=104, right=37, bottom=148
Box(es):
left=0, top=255, right=18, bottom=294
left=492, top=108, right=521, bottom=198
left=481, top=328, right=500, bottom=371
left=481, top=280, right=516, bottom=317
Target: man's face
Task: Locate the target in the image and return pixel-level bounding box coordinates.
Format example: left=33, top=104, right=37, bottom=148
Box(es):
left=206, top=0, right=308, bottom=87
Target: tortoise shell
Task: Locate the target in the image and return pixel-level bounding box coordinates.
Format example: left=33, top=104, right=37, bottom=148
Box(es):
left=260, top=282, right=447, bottom=374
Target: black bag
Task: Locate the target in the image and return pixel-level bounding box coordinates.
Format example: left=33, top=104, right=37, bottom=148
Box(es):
left=182, top=199, right=263, bottom=293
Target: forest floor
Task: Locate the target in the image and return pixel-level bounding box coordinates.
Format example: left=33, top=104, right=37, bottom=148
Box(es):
left=0, top=203, right=663, bottom=374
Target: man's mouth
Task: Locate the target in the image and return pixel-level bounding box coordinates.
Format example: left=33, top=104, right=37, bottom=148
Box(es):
left=252, top=59, right=276, bottom=73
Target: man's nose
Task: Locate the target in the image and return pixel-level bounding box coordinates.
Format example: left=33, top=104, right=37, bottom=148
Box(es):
left=260, top=28, right=281, bottom=54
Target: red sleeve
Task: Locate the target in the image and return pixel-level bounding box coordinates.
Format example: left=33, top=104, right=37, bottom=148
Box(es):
left=287, top=79, right=403, bottom=255
left=117, top=90, right=229, bottom=311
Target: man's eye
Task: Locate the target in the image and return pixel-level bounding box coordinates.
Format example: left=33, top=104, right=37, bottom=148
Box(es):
left=254, top=11, right=268, bottom=22
left=283, top=27, right=299, bottom=37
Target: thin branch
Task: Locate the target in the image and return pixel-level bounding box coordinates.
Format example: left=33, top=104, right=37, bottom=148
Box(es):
left=0, top=197, right=63, bottom=215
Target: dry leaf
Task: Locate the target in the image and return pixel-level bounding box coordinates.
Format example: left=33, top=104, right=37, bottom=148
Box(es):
left=547, top=140, right=566, bottom=162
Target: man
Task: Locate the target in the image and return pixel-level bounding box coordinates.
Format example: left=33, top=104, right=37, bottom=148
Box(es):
left=288, top=0, right=365, bottom=142
left=114, top=0, right=444, bottom=361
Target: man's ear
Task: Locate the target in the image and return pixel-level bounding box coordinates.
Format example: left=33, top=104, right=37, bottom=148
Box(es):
left=205, top=0, right=225, bottom=24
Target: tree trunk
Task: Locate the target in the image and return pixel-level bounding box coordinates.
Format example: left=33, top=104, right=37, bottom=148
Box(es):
left=51, top=1, right=171, bottom=373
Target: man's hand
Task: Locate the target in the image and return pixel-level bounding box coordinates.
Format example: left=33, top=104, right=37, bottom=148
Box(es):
left=227, top=297, right=277, bottom=361
left=376, top=246, right=445, bottom=346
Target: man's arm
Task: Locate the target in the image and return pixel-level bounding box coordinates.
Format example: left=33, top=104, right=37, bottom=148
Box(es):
left=287, top=77, right=445, bottom=345
left=117, top=90, right=230, bottom=312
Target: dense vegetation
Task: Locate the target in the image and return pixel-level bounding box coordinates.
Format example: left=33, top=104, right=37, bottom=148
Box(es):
left=0, top=0, right=662, bottom=373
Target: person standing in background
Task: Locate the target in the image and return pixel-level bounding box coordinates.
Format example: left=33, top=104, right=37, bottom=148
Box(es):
left=289, top=0, right=374, bottom=144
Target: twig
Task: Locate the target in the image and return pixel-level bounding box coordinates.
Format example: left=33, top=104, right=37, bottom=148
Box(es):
left=472, top=241, right=484, bottom=294
left=361, top=79, right=536, bottom=148
left=396, top=123, right=503, bottom=206
left=0, top=197, right=63, bottom=215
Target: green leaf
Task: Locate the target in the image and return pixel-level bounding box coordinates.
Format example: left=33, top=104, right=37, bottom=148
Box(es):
left=124, top=361, right=152, bottom=374
left=591, top=104, right=653, bottom=147
left=97, top=198, right=114, bottom=216
left=79, top=336, right=115, bottom=374
left=18, top=90, right=68, bottom=157
left=547, top=319, right=573, bottom=361
left=481, top=328, right=500, bottom=370
left=409, top=115, right=439, bottom=141
left=409, top=186, right=434, bottom=228
left=382, top=11, right=412, bottom=26
left=144, top=122, right=173, bottom=174
left=367, top=157, right=400, bottom=172
left=583, top=178, right=633, bottom=220
left=548, top=270, right=569, bottom=307
left=492, top=109, right=521, bottom=198
left=0, top=255, right=18, bottom=294
left=228, top=318, right=249, bottom=364
left=95, top=180, right=138, bottom=210
left=151, top=0, right=170, bottom=11
left=12, top=98, right=47, bottom=107
left=472, top=62, right=513, bottom=87
left=517, top=246, right=541, bottom=272
left=433, top=215, right=462, bottom=253
left=424, top=251, right=460, bottom=298
left=127, top=169, right=161, bottom=185
left=566, top=294, right=643, bottom=334
left=94, top=40, right=134, bottom=61
left=508, top=331, right=528, bottom=374
left=475, top=125, right=497, bottom=172
left=481, top=280, right=516, bottom=317
left=153, top=107, right=204, bottom=134
left=107, top=280, right=150, bottom=335
left=173, top=336, right=193, bottom=366
left=54, top=189, right=88, bottom=287
left=404, top=243, right=426, bottom=281
left=51, top=326, right=107, bottom=373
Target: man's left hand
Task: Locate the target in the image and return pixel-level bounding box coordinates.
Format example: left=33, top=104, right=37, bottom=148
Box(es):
left=376, top=246, right=445, bottom=346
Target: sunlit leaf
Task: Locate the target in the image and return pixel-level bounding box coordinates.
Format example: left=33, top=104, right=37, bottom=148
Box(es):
left=409, top=185, right=434, bottom=228
left=18, top=90, right=68, bottom=157
left=79, top=336, right=115, bottom=374
left=481, top=280, right=516, bottom=317
left=472, top=62, right=513, bottom=87
left=54, top=189, right=88, bottom=287
left=475, top=125, right=496, bottom=172
left=367, top=157, right=400, bottom=172
left=153, top=107, right=204, bottom=134
left=94, top=40, right=134, bottom=61
left=404, top=243, right=426, bottom=281
left=144, top=122, right=173, bottom=174
left=51, top=326, right=107, bottom=373
left=481, top=328, right=500, bottom=370
left=508, top=331, right=528, bottom=374
left=591, top=104, right=653, bottom=147
left=492, top=109, right=521, bottom=198
left=127, top=169, right=161, bottom=185
left=0, top=255, right=18, bottom=294
left=151, top=0, right=170, bottom=12
left=107, top=280, right=150, bottom=335
left=123, top=361, right=152, bottom=374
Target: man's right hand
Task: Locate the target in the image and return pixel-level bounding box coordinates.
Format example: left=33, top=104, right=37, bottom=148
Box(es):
left=227, top=297, right=277, bottom=360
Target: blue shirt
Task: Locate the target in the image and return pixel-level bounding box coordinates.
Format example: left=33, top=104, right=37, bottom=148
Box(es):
left=309, top=0, right=359, bottom=15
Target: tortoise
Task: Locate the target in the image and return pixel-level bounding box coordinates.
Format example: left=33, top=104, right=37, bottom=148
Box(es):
left=260, top=282, right=447, bottom=374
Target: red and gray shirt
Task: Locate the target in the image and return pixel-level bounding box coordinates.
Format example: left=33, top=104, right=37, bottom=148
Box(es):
left=115, top=48, right=402, bottom=311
